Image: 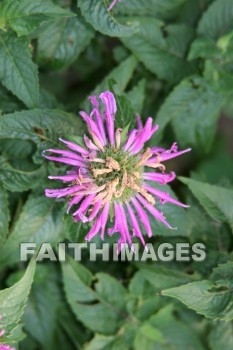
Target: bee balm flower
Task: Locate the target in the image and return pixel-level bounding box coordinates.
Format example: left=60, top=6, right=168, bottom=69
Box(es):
left=44, top=91, right=190, bottom=250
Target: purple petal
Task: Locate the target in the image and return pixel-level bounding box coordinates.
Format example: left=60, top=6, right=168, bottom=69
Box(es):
left=59, top=138, right=89, bottom=155
left=67, top=195, right=84, bottom=213
left=144, top=185, right=189, bottom=208
left=48, top=174, right=78, bottom=182
left=45, top=185, right=82, bottom=198
left=122, top=129, right=138, bottom=151
left=44, top=155, right=88, bottom=168
left=99, top=91, right=116, bottom=146
left=126, top=202, right=145, bottom=245
left=136, top=194, right=175, bottom=229
left=80, top=111, right=105, bottom=146
left=143, top=171, right=176, bottom=184
left=131, top=197, right=152, bottom=237
left=44, top=149, right=84, bottom=161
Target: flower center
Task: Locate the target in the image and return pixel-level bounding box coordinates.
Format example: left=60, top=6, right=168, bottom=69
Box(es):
left=90, top=147, right=143, bottom=203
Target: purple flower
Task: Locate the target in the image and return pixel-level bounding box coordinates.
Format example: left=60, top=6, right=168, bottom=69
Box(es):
left=0, top=316, right=15, bottom=350
left=44, top=91, right=190, bottom=251
left=108, top=0, right=121, bottom=11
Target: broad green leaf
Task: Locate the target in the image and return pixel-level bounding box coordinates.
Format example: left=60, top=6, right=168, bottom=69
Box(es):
left=78, top=0, right=137, bottom=37
left=121, top=19, right=195, bottom=83
left=198, top=0, right=233, bottom=40
left=62, top=259, right=128, bottom=334
left=114, top=94, right=135, bottom=129
left=0, top=0, right=74, bottom=36
left=90, top=55, right=137, bottom=97
left=0, top=109, right=82, bottom=146
left=0, top=259, right=36, bottom=343
left=127, top=79, right=146, bottom=114
left=37, top=16, right=94, bottom=70
left=0, top=183, right=9, bottom=241
left=188, top=37, right=218, bottom=60
left=23, top=265, right=63, bottom=350
left=0, top=195, right=63, bottom=266
left=208, top=321, right=233, bottom=350
left=137, top=265, right=198, bottom=292
left=156, top=76, right=224, bottom=150
left=162, top=262, right=233, bottom=320
left=116, top=0, right=186, bottom=20
left=0, top=31, right=39, bottom=108
left=134, top=305, right=205, bottom=350
left=179, top=177, right=233, bottom=229
left=0, top=155, right=45, bottom=192
left=0, top=84, right=23, bottom=113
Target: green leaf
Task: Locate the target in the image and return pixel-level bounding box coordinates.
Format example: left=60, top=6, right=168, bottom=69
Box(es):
left=127, top=79, right=146, bottom=114
left=0, top=0, right=74, bottom=36
left=90, top=55, right=138, bottom=97
left=156, top=76, right=225, bottom=151
left=116, top=0, right=186, bottom=20
left=37, top=16, right=94, bottom=70
left=0, top=155, right=46, bottom=192
left=0, top=259, right=36, bottom=343
left=62, top=258, right=128, bottom=334
left=179, top=177, right=233, bottom=229
left=121, top=19, right=195, bottom=83
left=137, top=265, right=198, bottom=292
left=162, top=262, right=233, bottom=320
left=78, top=0, right=138, bottom=37
left=0, top=195, right=63, bottom=266
left=0, top=31, right=39, bottom=108
left=23, top=265, right=63, bottom=350
left=188, top=37, right=218, bottom=60
left=198, top=0, right=233, bottom=40
left=114, top=94, right=135, bottom=129
left=0, top=183, right=9, bottom=242
left=0, top=109, right=82, bottom=146
left=208, top=321, right=233, bottom=350
left=134, top=305, right=205, bottom=350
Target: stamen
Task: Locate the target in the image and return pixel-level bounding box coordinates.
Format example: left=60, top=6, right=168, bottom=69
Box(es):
left=92, top=168, right=113, bottom=177
left=106, top=157, right=120, bottom=171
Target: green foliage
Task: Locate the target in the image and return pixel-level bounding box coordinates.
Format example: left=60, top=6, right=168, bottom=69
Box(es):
left=78, top=0, right=138, bottom=37
left=0, top=31, right=39, bottom=108
left=0, top=0, right=232, bottom=348
left=0, top=259, right=36, bottom=344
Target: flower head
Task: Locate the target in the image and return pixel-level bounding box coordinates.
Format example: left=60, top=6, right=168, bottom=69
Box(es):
left=44, top=91, right=190, bottom=251
left=108, top=0, right=121, bottom=11
left=0, top=316, right=15, bottom=350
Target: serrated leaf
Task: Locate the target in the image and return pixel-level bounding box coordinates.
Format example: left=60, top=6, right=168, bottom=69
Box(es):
left=37, top=16, right=94, bottom=70
left=198, top=0, right=233, bottom=40
left=208, top=321, right=233, bottom=350
left=116, top=0, right=186, bottom=20
left=0, top=183, right=9, bottom=242
left=134, top=305, right=205, bottom=350
left=23, top=265, right=63, bottom=349
left=0, top=0, right=74, bottom=36
left=179, top=177, right=233, bottom=229
left=188, top=37, right=218, bottom=60
left=78, top=0, right=137, bottom=37
left=0, top=155, right=46, bottom=192
left=0, top=109, right=83, bottom=146
left=137, top=265, right=197, bottom=292
left=0, top=259, right=36, bottom=343
left=127, top=79, right=146, bottom=114
left=0, top=195, right=63, bottom=266
left=121, top=18, right=195, bottom=83
left=62, top=259, right=128, bottom=334
left=114, top=94, right=135, bottom=129
left=156, top=76, right=225, bottom=150
left=0, top=31, right=39, bottom=108
left=162, top=262, right=233, bottom=320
